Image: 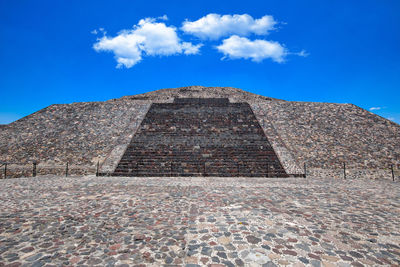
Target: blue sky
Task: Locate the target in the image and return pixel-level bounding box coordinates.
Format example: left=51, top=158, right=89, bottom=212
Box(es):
left=1, top=0, right=399, bottom=124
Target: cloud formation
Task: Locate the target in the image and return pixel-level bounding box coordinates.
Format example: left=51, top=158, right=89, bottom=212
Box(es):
left=369, top=107, right=383, bottom=111
left=216, top=35, right=286, bottom=63
left=181, top=14, right=276, bottom=40
left=93, top=17, right=202, bottom=68
left=93, top=14, right=306, bottom=67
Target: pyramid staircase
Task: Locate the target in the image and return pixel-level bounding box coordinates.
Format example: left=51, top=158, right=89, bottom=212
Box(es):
left=112, top=98, right=288, bottom=177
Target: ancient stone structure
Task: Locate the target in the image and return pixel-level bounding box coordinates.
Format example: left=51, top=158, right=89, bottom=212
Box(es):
left=0, top=86, right=399, bottom=178
left=113, top=98, right=287, bottom=177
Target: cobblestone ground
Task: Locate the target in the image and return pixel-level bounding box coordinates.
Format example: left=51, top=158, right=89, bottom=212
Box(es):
left=0, top=176, right=399, bottom=267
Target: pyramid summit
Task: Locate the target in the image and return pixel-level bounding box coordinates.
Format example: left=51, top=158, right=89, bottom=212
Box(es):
left=0, top=86, right=399, bottom=179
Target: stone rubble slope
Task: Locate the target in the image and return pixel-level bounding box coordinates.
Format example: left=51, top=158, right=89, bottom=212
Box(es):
left=0, top=100, right=150, bottom=167
left=254, top=100, right=400, bottom=169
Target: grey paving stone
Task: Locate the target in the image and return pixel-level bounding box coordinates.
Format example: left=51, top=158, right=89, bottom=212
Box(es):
left=0, top=176, right=399, bottom=266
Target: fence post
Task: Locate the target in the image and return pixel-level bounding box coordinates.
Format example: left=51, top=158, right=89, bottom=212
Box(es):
left=4, top=163, right=6, bottom=179
left=65, top=162, right=69, bottom=177
left=96, top=161, right=99, bottom=177
left=33, top=162, right=37, bottom=177
left=237, top=162, right=240, bottom=177
left=304, top=162, right=307, bottom=178
left=266, top=163, right=269, bottom=178
left=343, top=162, right=346, bottom=179
left=203, top=162, right=206, bottom=177
left=391, top=164, right=395, bottom=182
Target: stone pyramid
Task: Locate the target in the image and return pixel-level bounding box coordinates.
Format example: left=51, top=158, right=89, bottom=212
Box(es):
left=0, top=86, right=399, bottom=178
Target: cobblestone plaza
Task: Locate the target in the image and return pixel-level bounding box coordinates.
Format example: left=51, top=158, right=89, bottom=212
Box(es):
left=0, top=176, right=399, bottom=266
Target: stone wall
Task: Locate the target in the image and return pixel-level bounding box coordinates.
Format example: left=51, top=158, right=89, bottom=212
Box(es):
left=0, top=163, right=96, bottom=179
left=307, top=167, right=399, bottom=180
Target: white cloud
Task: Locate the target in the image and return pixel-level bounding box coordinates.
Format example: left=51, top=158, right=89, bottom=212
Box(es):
left=216, top=35, right=286, bottom=63
left=158, top=15, right=168, bottom=21
left=93, top=18, right=202, bottom=68
left=296, top=50, right=309, bottom=57
left=91, top=28, right=106, bottom=35
left=181, top=14, right=276, bottom=40
left=369, top=107, right=383, bottom=111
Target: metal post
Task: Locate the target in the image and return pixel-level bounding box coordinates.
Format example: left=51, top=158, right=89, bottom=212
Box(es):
left=391, top=164, right=395, bottom=182
left=33, top=162, right=37, bottom=177
left=4, top=163, right=6, bottom=179
left=96, top=161, right=99, bottom=177
left=343, top=162, right=346, bottom=179
left=237, top=162, right=240, bottom=177
left=304, top=163, right=307, bottom=178
left=266, top=163, right=269, bottom=178
left=65, top=162, right=69, bottom=177
left=203, top=162, right=206, bottom=177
